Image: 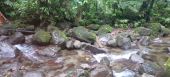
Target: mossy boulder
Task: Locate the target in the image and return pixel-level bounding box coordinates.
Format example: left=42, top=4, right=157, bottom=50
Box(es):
left=72, top=26, right=96, bottom=43
left=48, top=26, right=68, bottom=45
left=161, top=27, right=170, bottom=36
left=33, top=30, right=52, bottom=45
left=97, top=25, right=113, bottom=35
left=148, top=23, right=162, bottom=37
left=134, top=27, right=151, bottom=36
left=86, top=24, right=101, bottom=30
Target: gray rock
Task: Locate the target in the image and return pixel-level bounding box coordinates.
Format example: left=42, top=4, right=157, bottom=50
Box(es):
left=98, top=33, right=112, bottom=46
left=0, top=35, right=8, bottom=41
left=130, top=54, right=144, bottom=63
left=139, top=36, right=150, bottom=46
left=73, top=40, right=82, bottom=49
left=136, top=27, right=151, bottom=36
left=90, top=64, right=113, bottom=77
left=51, top=30, right=68, bottom=45
left=38, top=46, right=61, bottom=57
left=23, top=71, right=44, bottom=77
left=25, top=35, right=33, bottom=44
left=168, top=47, right=170, bottom=53
left=142, top=73, right=155, bottom=77
left=141, top=61, right=164, bottom=75
left=9, top=32, right=25, bottom=45
left=0, top=42, right=16, bottom=59
left=107, top=39, right=117, bottom=47
left=116, top=35, right=131, bottom=50
left=66, top=40, right=74, bottom=49
left=100, top=57, right=110, bottom=66
left=83, top=43, right=107, bottom=54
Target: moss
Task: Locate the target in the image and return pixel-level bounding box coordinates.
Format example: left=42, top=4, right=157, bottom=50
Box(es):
left=73, top=26, right=96, bottom=43
left=149, top=23, right=162, bottom=37
left=164, top=58, right=170, bottom=77
left=33, top=30, right=51, bottom=45
left=161, top=27, right=170, bottom=36
left=97, top=25, right=113, bottom=35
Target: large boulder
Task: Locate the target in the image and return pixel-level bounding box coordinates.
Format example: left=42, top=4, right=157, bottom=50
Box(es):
left=51, top=30, right=68, bottom=45
left=161, top=27, right=170, bottom=37
left=72, top=26, right=96, bottom=43
left=97, top=25, right=113, bottom=35
left=148, top=23, right=162, bottom=37
left=116, top=35, right=131, bottom=50
left=33, top=30, right=51, bottom=45
left=135, top=27, right=151, bottom=36
left=141, top=61, right=164, bottom=76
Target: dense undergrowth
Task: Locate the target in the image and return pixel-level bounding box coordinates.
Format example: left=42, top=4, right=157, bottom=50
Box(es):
left=0, top=0, right=170, bottom=28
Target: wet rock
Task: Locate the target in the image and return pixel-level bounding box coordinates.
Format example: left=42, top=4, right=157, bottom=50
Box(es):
left=111, top=59, right=141, bottom=73
left=168, top=47, right=170, bottom=53
left=90, top=64, right=113, bottom=77
left=139, top=36, right=150, bottom=46
left=33, top=30, right=51, bottom=45
left=100, top=57, right=110, bottom=66
left=142, top=73, right=155, bottom=77
left=80, top=63, right=91, bottom=69
left=43, top=60, right=64, bottom=70
left=72, top=26, right=96, bottom=43
left=0, top=42, right=16, bottom=59
left=66, top=40, right=74, bottom=49
left=23, top=71, right=44, bottom=77
left=0, top=35, right=8, bottom=41
left=135, top=27, right=151, bottom=36
left=51, top=29, right=68, bottom=45
left=97, top=25, right=113, bottom=35
left=9, top=32, right=25, bottom=45
left=107, top=39, right=117, bottom=47
left=83, top=43, right=107, bottom=54
left=113, top=69, right=136, bottom=77
left=38, top=46, right=61, bottom=57
left=64, top=69, right=89, bottom=77
left=141, top=61, right=164, bottom=75
left=25, top=35, right=33, bottom=44
left=98, top=33, right=113, bottom=46
left=73, top=40, right=82, bottom=49
left=130, top=54, right=144, bottom=63
left=116, top=35, right=131, bottom=50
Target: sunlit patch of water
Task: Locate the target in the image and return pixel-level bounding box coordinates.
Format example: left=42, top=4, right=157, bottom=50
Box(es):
left=93, top=49, right=139, bottom=63
left=14, top=44, right=44, bottom=63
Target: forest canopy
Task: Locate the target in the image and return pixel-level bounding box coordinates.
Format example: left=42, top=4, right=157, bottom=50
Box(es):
left=0, top=0, right=170, bottom=28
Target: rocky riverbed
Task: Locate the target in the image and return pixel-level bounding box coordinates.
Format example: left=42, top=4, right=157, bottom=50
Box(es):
left=0, top=24, right=170, bottom=77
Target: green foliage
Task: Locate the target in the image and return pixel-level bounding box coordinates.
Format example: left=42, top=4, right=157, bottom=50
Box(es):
left=1, top=0, right=170, bottom=28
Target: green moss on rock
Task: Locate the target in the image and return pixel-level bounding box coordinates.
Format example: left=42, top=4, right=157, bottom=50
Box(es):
left=33, top=30, right=52, bottom=45
left=72, top=26, right=96, bottom=43
left=97, top=25, right=113, bottom=35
